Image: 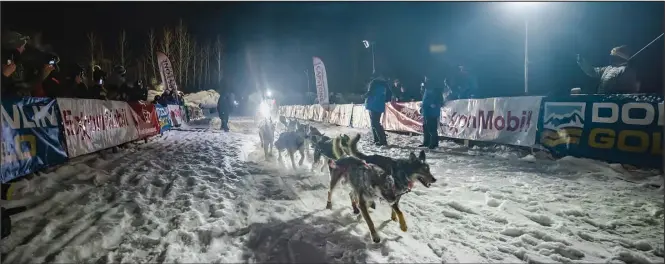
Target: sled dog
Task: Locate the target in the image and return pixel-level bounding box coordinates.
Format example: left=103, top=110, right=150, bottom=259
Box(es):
left=309, top=134, right=352, bottom=172
left=327, top=134, right=437, bottom=243
left=258, top=119, right=276, bottom=160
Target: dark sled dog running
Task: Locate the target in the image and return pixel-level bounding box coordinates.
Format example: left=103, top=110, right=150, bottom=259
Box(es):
left=309, top=134, right=352, bottom=172
left=274, top=122, right=310, bottom=169
left=326, top=134, right=437, bottom=243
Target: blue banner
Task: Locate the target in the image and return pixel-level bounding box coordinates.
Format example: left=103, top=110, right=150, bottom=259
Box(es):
left=539, top=94, right=663, bottom=168
left=155, top=104, right=172, bottom=133
left=1, top=97, right=68, bottom=183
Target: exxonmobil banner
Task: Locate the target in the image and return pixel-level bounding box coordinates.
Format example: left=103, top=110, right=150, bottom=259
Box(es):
left=57, top=98, right=139, bottom=158
left=313, top=57, right=329, bottom=105
left=129, top=102, right=160, bottom=139
left=440, top=96, right=543, bottom=147
left=383, top=102, right=424, bottom=134
left=157, top=51, right=179, bottom=94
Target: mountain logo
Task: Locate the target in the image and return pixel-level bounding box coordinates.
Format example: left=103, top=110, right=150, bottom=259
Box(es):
left=541, top=102, right=586, bottom=147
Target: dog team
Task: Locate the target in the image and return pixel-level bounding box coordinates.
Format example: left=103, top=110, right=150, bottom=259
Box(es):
left=258, top=116, right=437, bottom=243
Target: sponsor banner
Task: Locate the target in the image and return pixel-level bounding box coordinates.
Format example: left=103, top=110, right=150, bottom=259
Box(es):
left=1, top=98, right=68, bottom=183
left=384, top=102, right=424, bottom=134
left=351, top=104, right=371, bottom=129
left=313, top=57, right=330, bottom=105
left=167, top=104, right=184, bottom=127
left=337, top=104, right=354, bottom=127
left=328, top=104, right=342, bottom=125
left=57, top=98, right=139, bottom=158
left=155, top=104, right=173, bottom=133
left=539, top=94, right=663, bottom=168
left=441, top=96, right=542, bottom=147
left=157, top=52, right=179, bottom=94
left=129, top=102, right=160, bottom=139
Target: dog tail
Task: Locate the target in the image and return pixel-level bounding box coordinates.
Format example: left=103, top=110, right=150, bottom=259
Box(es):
left=332, top=136, right=343, bottom=159
left=348, top=133, right=367, bottom=159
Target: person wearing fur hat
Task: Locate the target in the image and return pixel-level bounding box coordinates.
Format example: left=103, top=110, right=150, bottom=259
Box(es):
left=577, top=45, right=639, bottom=94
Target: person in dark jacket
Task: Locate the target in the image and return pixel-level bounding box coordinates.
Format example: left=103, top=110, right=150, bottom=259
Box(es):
left=364, top=74, right=388, bottom=146
left=577, top=45, right=639, bottom=94
left=217, top=91, right=233, bottom=132
left=420, top=75, right=444, bottom=149
left=447, top=64, right=477, bottom=100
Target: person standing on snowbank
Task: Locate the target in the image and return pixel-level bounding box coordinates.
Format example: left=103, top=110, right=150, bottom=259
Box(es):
left=217, top=91, right=234, bottom=132
left=420, top=75, right=444, bottom=149
left=364, top=74, right=388, bottom=146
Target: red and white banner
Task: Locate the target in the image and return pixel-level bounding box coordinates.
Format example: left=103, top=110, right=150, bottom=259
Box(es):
left=327, top=104, right=353, bottom=126
left=157, top=51, right=179, bottom=94
left=57, top=98, right=139, bottom=158
left=440, top=96, right=543, bottom=147
left=167, top=104, right=184, bottom=127
left=313, top=57, right=329, bottom=105
left=129, top=101, right=160, bottom=139
left=383, top=102, right=424, bottom=134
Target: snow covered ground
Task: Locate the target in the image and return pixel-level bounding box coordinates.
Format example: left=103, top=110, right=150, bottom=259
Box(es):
left=1, top=117, right=663, bottom=264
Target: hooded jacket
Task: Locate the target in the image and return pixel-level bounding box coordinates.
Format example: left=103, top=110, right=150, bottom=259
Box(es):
left=364, top=77, right=388, bottom=113
left=421, top=81, right=444, bottom=118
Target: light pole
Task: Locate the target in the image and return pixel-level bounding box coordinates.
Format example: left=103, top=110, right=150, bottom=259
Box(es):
left=304, top=69, right=310, bottom=93
left=504, top=2, right=540, bottom=95
left=362, top=40, right=375, bottom=74
left=524, top=19, right=528, bottom=95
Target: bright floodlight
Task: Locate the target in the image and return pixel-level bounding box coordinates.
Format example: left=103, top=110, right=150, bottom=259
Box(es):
left=259, top=101, right=271, bottom=119
left=266, top=90, right=272, bottom=97
left=506, top=2, right=541, bottom=9
left=362, top=40, right=370, bottom=49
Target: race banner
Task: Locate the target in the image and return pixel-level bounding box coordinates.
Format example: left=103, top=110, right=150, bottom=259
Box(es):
left=157, top=51, right=179, bottom=94
left=384, top=102, right=424, bottom=134
left=540, top=94, right=663, bottom=168
left=1, top=98, right=68, bottom=183
left=313, top=57, right=330, bottom=105
left=129, top=101, right=160, bottom=139
left=155, top=104, right=172, bottom=133
left=167, top=104, right=184, bottom=127
left=57, top=98, right=139, bottom=158
left=441, top=96, right=543, bottom=147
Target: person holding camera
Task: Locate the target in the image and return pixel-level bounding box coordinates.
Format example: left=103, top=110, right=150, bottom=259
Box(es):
left=91, top=65, right=108, bottom=100
left=576, top=45, right=639, bottom=94
left=1, top=31, right=29, bottom=97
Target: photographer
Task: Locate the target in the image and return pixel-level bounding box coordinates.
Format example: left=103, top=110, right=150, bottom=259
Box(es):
left=63, top=63, right=91, bottom=99
left=1, top=31, right=29, bottom=97
left=91, top=65, right=108, bottom=100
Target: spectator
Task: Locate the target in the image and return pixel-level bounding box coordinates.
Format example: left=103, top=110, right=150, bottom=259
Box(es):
left=1, top=31, right=29, bottom=97
left=447, top=64, right=477, bottom=99
left=577, top=45, right=639, bottom=94
left=389, top=78, right=403, bottom=102
left=420, top=75, right=444, bottom=149
left=217, top=90, right=233, bottom=132
left=106, top=65, right=127, bottom=100
left=132, top=79, right=148, bottom=101
left=152, top=95, right=162, bottom=105
left=364, top=74, right=388, bottom=146
left=91, top=65, right=108, bottom=100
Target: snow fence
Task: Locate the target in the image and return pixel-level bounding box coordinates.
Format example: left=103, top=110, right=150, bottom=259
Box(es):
left=279, top=94, right=663, bottom=169
left=1, top=97, right=188, bottom=183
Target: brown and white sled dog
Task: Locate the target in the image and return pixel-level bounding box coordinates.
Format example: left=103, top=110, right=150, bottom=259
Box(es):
left=326, top=134, right=437, bottom=243
left=258, top=119, right=276, bottom=160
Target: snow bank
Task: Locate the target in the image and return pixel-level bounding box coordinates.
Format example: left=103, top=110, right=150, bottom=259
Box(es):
left=183, top=90, right=219, bottom=109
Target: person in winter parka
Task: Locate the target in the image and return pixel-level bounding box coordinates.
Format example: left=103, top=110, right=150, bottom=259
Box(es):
left=420, top=75, right=444, bottom=149
left=364, top=74, right=389, bottom=146
left=217, top=90, right=234, bottom=132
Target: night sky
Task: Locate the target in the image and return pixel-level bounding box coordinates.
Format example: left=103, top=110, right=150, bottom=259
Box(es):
left=2, top=1, right=663, bottom=98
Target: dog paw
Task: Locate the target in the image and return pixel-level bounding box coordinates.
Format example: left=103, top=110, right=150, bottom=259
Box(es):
left=353, top=207, right=360, bottom=215
left=326, top=202, right=332, bottom=210
left=400, top=224, right=408, bottom=232
left=370, top=202, right=376, bottom=209
left=391, top=215, right=398, bottom=222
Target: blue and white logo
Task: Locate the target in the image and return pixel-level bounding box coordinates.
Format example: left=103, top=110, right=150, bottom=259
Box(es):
left=543, top=102, right=586, bottom=131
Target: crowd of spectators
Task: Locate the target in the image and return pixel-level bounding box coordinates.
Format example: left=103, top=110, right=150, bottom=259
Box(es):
left=1, top=31, right=150, bottom=102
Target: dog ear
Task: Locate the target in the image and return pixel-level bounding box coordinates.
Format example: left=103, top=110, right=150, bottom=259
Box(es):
left=409, top=152, right=418, bottom=161
left=418, top=150, right=426, bottom=162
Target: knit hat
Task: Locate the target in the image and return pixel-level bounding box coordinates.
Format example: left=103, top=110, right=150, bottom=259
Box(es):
left=610, top=45, right=631, bottom=60
left=2, top=31, right=29, bottom=50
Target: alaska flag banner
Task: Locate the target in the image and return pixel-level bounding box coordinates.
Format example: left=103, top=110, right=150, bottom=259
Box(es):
left=1, top=97, right=68, bottom=183
left=539, top=94, right=663, bottom=168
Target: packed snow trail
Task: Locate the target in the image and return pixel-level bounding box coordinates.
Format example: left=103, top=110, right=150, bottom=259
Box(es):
left=1, top=117, right=663, bottom=263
